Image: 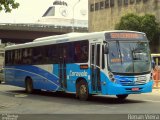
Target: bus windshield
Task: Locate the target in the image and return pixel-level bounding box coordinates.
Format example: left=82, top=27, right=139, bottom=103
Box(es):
left=108, top=41, right=151, bottom=74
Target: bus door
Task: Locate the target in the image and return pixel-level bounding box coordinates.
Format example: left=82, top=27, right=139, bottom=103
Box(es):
left=90, top=43, right=101, bottom=93
left=59, top=44, right=67, bottom=89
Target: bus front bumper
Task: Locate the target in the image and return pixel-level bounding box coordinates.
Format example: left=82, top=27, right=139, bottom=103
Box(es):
left=105, top=81, right=154, bottom=95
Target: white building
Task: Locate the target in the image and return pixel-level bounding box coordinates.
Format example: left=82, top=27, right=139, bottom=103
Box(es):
left=37, top=0, right=88, bottom=28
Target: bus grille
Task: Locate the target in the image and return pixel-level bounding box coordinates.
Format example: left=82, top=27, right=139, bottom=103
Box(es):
left=119, top=77, right=147, bottom=86
left=120, top=80, right=134, bottom=86
left=134, top=79, right=146, bottom=85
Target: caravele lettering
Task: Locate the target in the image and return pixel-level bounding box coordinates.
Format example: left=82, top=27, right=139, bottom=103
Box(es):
left=69, top=70, right=88, bottom=77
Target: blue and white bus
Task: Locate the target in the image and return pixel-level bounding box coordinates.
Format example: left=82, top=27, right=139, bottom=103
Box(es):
left=4, top=31, right=153, bottom=100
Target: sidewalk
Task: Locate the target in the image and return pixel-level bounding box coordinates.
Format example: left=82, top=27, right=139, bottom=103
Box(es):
left=151, top=80, right=160, bottom=95
left=151, top=88, right=160, bottom=95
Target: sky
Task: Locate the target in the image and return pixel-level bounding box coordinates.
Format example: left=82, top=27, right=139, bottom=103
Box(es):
left=0, top=0, right=88, bottom=23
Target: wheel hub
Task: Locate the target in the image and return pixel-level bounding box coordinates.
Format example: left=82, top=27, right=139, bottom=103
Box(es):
left=80, top=85, right=86, bottom=95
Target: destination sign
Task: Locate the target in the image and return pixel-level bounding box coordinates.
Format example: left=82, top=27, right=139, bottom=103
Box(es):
left=105, top=32, right=146, bottom=40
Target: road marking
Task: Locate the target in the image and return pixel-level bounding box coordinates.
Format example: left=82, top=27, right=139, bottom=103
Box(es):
left=0, top=91, right=28, bottom=98
left=95, top=105, right=117, bottom=109
left=143, top=99, right=160, bottom=103
left=0, top=91, right=15, bottom=95
left=14, top=94, right=28, bottom=98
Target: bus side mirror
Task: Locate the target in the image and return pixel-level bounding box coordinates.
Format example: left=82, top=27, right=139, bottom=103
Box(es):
left=104, top=44, right=109, bottom=54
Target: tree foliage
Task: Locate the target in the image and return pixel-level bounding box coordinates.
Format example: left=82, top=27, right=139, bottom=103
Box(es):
left=0, top=0, right=19, bottom=12
left=115, top=13, right=160, bottom=41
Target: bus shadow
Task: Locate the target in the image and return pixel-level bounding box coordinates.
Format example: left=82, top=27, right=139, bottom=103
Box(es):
left=89, top=95, right=145, bottom=104
left=8, top=89, right=146, bottom=105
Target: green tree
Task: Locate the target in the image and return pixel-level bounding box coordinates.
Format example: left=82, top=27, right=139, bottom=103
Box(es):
left=0, top=0, right=19, bottom=12
left=115, top=13, right=160, bottom=41
left=115, top=14, right=141, bottom=31
left=140, top=14, right=159, bottom=41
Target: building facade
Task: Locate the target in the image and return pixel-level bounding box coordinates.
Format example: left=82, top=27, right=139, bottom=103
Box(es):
left=89, top=0, right=160, bottom=52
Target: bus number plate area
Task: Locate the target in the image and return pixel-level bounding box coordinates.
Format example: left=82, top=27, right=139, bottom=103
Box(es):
left=131, top=88, right=139, bottom=91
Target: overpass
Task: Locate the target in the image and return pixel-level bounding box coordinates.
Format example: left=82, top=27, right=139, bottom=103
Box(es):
left=0, top=23, right=88, bottom=43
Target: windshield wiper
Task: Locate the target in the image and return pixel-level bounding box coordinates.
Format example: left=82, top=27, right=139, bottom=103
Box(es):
left=117, top=41, right=123, bottom=65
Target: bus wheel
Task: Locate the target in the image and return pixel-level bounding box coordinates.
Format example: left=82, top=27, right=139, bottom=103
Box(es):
left=25, top=78, right=33, bottom=94
left=76, top=80, right=89, bottom=101
left=116, top=94, right=128, bottom=100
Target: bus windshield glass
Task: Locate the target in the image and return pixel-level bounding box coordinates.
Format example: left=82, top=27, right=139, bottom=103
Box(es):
left=108, top=41, right=151, bottom=74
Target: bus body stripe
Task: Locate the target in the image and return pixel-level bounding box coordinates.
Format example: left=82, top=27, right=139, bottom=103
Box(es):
left=5, top=67, right=59, bottom=88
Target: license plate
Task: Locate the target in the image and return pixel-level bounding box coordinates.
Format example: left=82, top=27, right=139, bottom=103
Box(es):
left=132, top=88, right=139, bottom=91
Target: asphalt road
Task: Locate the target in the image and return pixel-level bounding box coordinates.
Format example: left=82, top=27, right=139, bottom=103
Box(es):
left=0, top=84, right=160, bottom=120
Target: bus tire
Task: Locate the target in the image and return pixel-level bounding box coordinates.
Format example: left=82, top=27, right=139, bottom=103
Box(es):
left=76, top=80, right=89, bottom=101
left=25, top=78, right=33, bottom=94
left=116, top=94, right=128, bottom=100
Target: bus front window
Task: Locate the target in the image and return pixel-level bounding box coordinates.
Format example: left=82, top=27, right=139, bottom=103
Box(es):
left=108, top=41, right=151, bottom=74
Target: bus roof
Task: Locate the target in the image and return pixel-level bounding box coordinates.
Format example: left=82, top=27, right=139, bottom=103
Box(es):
left=33, top=32, right=88, bottom=42
left=5, top=30, right=146, bottom=51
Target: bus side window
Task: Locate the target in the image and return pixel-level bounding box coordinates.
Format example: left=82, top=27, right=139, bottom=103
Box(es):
left=14, top=50, right=18, bottom=64
left=19, top=49, right=22, bottom=64
left=46, top=46, right=52, bottom=63
left=33, top=48, right=39, bottom=64
left=22, top=49, right=29, bottom=64
left=102, top=45, right=105, bottom=69
left=74, top=43, right=81, bottom=62
left=63, top=44, right=68, bottom=60
left=5, top=51, right=9, bottom=65
left=51, top=44, right=58, bottom=63
left=73, top=41, right=88, bottom=63
left=40, top=47, right=46, bottom=64
left=22, top=49, right=26, bottom=64
left=11, top=51, right=15, bottom=65
left=81, top=45, right=88, bottom=62
left=28, top=48, right=32, bottom=64
left=67, top=43, right=74, bottom=63
left=8, top=51, right=11, bottom=65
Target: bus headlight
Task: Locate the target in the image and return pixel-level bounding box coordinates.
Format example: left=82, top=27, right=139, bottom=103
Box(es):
left=108, top=71, right=116, bottom=82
